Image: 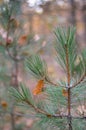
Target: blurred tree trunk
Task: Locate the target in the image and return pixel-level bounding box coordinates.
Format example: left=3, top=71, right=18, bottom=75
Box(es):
left=10, top=48, right=19, bottom=130
left=69, top=0, right=76, bottom=25
left=11, top=47, right=19, bottom=88
left=29, top=13, right=33, bottom=34
left=82, top=0, right=86, bottom=43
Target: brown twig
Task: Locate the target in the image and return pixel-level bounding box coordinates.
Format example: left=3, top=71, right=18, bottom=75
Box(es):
left=6, top=46, right=24, bottom=61
left=46, top=79, right=59, bottom=87
left=46, top=78, right=66, bottom=88
left=5, top=11, right=20, bottom=130
left=5, top=12, right=16, bottom=130
left=5, top=15, right=23, bottom=61
left=14, top=112, right=86, bottom=120
left=65, top=44, right=72, bottom=130
left=25, top=99, right=85, bottom=120
left=25, top=100, right=54, bottom=117
left=71, top=73, right=86, bottom=89
left=4, top=111, right=86, bottom=120
left=65, top=45, right=71, bottom=86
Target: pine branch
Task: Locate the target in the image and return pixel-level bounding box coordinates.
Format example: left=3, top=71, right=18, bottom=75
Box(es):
left=9, top=83, right=86, bottom=120
left=8, top=25, right=86, bottom=130
left=14, top=112, right=85, bottom=119
left=6, top=18, right=23, bottom=61
left=25, top=55, right=50, bottom=81
left=25, top=100, right=51, bottom=116
left=64, top=30, right=72, bottom=130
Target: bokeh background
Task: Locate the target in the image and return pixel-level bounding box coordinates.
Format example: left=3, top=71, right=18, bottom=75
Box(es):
left=0, top=0, right=86, bottom=130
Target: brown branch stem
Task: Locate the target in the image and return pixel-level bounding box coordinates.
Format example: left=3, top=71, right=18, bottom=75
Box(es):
left=14, top=112, right=86, bottom=120
left=65, top=44, right=72, bottom=130
left=71, top=73, right=86, bottom=89
left=65, top=45, right=71, bottom=114
left=65, top=45, right=71, bottom=86
left=4, top=111, right=86, bottom=120
left=6, top=13, right=19, bottom=129
left=46, top=79, right=65, bottom=88
left=25, top=99, right=85, bottom=120
left=25, top=100, right=53, bottom=117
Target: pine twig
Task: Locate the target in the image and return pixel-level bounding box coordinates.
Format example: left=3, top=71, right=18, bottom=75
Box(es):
left=65, top=44, right=72, bottom=130
left=46, top=80, right=66, bottom=88
left=25, top=100, right=55, bottom=117
left=71, top=73, right=86, bottom=89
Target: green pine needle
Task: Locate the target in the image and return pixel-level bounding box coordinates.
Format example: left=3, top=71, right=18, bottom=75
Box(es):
left=25, top=55, right=50, bottom=81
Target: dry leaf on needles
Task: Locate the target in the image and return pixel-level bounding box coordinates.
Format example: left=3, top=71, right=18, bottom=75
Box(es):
left=1, top=101, right=8, bottom=109
left=33, top=80, right=44, bottom=95
left=62, top=88, right=68, bottom=97
left=18, top=35, right=27, bottom=46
